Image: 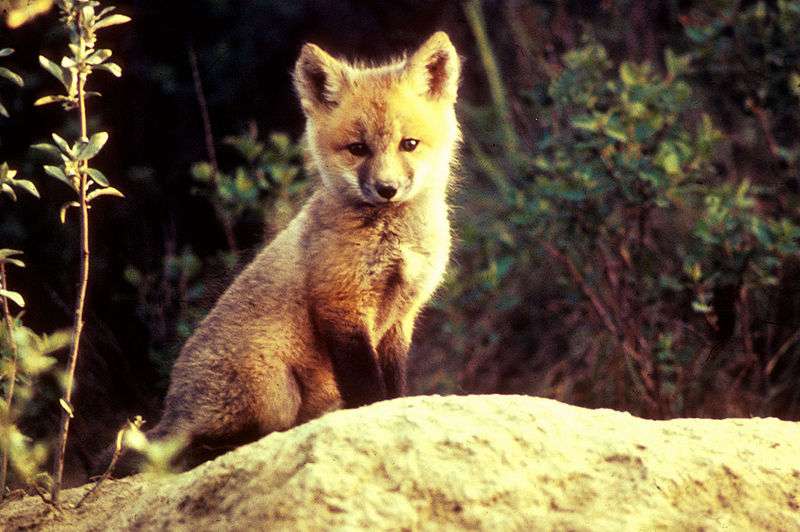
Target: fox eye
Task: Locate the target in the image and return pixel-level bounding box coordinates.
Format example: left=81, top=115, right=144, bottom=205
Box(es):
left=347, top=142, right=370, bottom=157
left=399, top=138, right=419, bottom=152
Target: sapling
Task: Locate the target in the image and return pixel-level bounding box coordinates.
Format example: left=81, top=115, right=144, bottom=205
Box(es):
left=33, top=0, right=129, bottom=506
left=0, top=48, right=42, bottom=501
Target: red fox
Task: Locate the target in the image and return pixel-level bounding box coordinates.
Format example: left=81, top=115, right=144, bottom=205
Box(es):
left=102, top=31, right=461, bottom=472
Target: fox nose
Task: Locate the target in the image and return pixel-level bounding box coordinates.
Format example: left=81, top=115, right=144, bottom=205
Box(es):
left=375, top=182, right=398, bottom=200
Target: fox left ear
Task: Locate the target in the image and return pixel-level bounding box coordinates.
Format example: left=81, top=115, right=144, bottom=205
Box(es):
left=405, top=32, right=460, bottom=103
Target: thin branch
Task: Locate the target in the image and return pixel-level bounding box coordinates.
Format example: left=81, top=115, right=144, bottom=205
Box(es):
left=75, top=420, right=135, bottom=509
left=746, top=98, right=780, bottom=158
left=187, top=42, right=238, bottom=257
left=766, top=327, right=800, bottom=376
left=541, top=241, right=659, bottom=410
left=542, top=241, right=620, bottom=337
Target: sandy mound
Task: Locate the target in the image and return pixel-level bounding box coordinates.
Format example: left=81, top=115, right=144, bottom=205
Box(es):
left=2, top=394, right=799, bottom=530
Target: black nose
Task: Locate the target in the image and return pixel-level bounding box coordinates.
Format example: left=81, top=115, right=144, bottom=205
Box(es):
left=376, top=183, right=398, bottom=200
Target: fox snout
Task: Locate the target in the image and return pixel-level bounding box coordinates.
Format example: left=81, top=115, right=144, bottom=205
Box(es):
left=357, top=158, right=411, bottom=204
left=361, top=176, right=404, bottom=204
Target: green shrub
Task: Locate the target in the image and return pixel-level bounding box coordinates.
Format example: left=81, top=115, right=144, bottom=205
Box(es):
left=441, top=7, right=800, bottom=418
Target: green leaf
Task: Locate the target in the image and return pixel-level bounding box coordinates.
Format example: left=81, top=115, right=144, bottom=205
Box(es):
left=39, top=55, right=67, bottom=89
left=691, top=300, right=712, bottom=313
left=81, top=5, right=95, bottom=26
left=790, top=73, right=800, bottom=98
left=97, top=6, right=117, bottom=19
left=87, top=168, right=110, bottom=187
left=95, top=63, right=122, bottom=77
left=270, top=132, right=291, bottom=152
left=685, top=26, right=712, bottom=44
left=0, top=257, right=25, bottom=268
left=34, top=95, right=72, bottom=106
left=0, top=67, right=24, bottom=87
left=0, top=49, right=14, bottom=57
left=603, top=115, right=627, bottom=142
left=0, top=250, right=25, bottom=268
left=191, top=162, right=214, bottom=182
left=619, top=62, right=636, bottom=85
left=86, top=49, right=112, bottom=65
left=59, top=201, right=80, bottom=223
left=12, top=179, right=40, bottom=198
left=44, top=165, right=76, bottom=191
left=77, top=131, right=109, bottom=160
left=59, top=398, right=74, bottom=418
left=87, top=187, right=124, bottom=202
left=93, top=14, right=131, bottom=30
left=51, top=133, right=73, bottom=157
left=664, top=48, right=691, bottom=78
left=31, top=143, right=62, bottom=159
left=0, top=100, right=8, bottom=118
left=0, top=288, right=25, bottom=308
left=1, top=183, right=16, bottom=201
left=0, top=249, right=23, bottom=259
left=663, top=152, right=679, bottom=174
left=571, top=114, right=600, bottom=132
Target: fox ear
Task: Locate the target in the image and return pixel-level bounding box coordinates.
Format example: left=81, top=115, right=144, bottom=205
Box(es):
left=405, top=32, right=460, bottom=102
left=294, top=43, right=349, bottom=114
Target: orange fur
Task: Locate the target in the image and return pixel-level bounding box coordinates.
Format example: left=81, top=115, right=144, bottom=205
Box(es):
left=116, top=32, right=462, bottom=470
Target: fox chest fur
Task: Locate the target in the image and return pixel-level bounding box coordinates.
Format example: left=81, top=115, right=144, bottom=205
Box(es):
left=303, top=192, right=450, bottom=347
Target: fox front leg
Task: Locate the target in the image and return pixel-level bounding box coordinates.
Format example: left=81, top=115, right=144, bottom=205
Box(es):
left=312, top=309, right=387, bottom=408
left=377, top=322, right=411, bottom=399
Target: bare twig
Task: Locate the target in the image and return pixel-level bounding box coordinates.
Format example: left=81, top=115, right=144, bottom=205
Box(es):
left=33, top=483, right=52, bottom=506
left=542, top=241, right=620, bottom=337
left=766, top=328, right=800, bottom=376
left=541, top=241, right=659, bottom=411
left=75, top=418, right=140, bottom=509
left=187, top=42, right=239, bottom=257
left=746, top=98, right=780, bottom=158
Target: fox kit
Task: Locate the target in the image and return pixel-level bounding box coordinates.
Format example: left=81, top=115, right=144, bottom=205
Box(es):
left=107, top=32, right=460, bottom=471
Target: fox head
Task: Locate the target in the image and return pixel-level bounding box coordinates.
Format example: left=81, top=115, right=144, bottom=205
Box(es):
left=294, top=32, right=461, bottom=206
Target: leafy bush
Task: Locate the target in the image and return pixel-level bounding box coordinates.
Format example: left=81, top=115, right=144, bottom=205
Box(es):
left=438, top=9, right=800, bottom=418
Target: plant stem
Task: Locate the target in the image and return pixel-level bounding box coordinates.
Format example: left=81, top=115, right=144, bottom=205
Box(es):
left=0, top=263, right=20, bottom=500
left=51, top=21, right=91, bottom=507
left=463, top=0, right=521, bottom=156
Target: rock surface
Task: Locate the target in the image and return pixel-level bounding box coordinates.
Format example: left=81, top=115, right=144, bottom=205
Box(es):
left=2, top=394, right=799, bottom=531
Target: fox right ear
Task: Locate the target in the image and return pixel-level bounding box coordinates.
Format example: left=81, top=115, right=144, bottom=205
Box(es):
left=405, top=32, right=460, bottom=103
left=294, top=43, right=349, bottom=114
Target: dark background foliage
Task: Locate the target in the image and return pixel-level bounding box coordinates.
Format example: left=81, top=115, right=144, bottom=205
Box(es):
left=1, top=0, right=799, bottom=486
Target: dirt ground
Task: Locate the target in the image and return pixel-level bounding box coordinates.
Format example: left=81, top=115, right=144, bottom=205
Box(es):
left=1, top=394, right=799, bottom=530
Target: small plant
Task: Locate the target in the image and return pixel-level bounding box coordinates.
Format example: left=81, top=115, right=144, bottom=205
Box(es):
left=0, top=48, right=48, bottom=501
left=190, top=125, right=307, bottom=243
left=0, top=322, right=70, bottom=500
left=75, top=415, right=185, bottom=506
left=33, top=0, right=129, bottom=506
